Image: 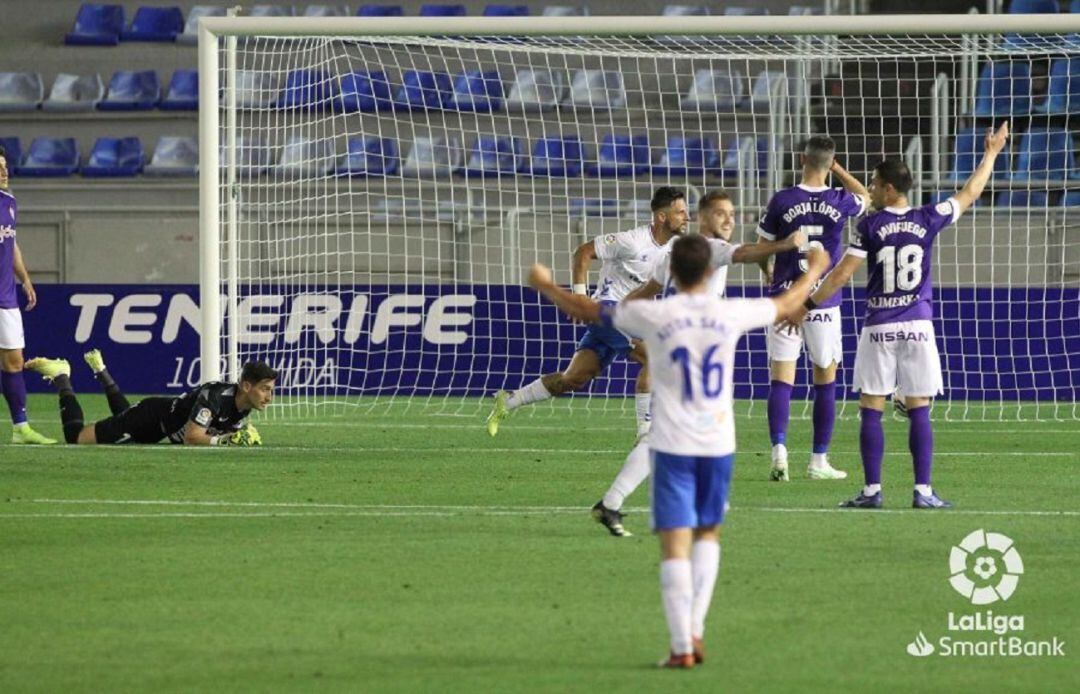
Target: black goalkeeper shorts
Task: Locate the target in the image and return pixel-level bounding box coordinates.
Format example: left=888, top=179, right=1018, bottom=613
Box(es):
left=94, top=397, right=173, bottom=444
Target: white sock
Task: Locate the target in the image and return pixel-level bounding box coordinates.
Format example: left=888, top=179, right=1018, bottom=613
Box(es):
left=864, top=483, right=882, bottom=496
left=660, top=559, right=694, bottom=655
left=914, top=484, right=933, bottom=497
left=809, top=452, right=828, bottom=469
left=635, top=392, right=652, bottom=436
left=771, top=443, right=788, bottom=466
left=506, top=378, right=551, bottom=411
left=691, top=540, right=721, bottom=639
left=602, top=439, right=650, bottom=511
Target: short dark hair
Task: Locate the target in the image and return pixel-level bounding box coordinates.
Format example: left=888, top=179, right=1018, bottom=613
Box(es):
left=670, top=234, right=711, bottom=288
left=874, top=158, right=914, bottom=194
left=698, top=189, right=732, bottom=212
left=803, top=135, right=836, bottom=170
left=650, top=186, right=685, bottom=212
left=241, top=361, right=277, bottom=384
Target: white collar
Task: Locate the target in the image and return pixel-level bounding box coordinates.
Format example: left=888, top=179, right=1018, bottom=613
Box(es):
left=885, top=206, right=912, bottom=214
left=797, top=183, right=830, bottom=192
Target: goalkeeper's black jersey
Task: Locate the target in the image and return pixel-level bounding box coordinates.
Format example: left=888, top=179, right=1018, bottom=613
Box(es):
left=164, top=382, right=251, bottom=443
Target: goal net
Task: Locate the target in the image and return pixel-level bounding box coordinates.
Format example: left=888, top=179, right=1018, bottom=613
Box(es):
left=198, top=14, right=1080, bottom=421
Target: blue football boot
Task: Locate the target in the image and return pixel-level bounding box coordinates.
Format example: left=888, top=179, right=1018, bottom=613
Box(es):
left=913, top=490, right=953, bottom=509
left=839, top=490, right=883, bottom=509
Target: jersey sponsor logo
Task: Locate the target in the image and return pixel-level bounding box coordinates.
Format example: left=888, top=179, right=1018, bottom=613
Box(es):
left=869, top=330, right=930, bottom=343
left=194, top=407, right=212, bottom=426
left=868, top=294, right=918, bottom=309
left=805, top=311, right=834, bottom=323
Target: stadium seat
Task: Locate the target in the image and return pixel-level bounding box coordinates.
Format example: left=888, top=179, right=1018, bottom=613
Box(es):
left=972, top=61, right=1031, bottom=118
left=98, top=70, right=161, bottom=110
left=0, top=138, right=23, bottom=173
left=1012, top=127, right=1079, bottom=180
left=144, top=136, right=198, bottom=176
left=275, top=133, right=336, bottom=176
left=585, top=134, right=650, bottom=177
left=483, top=4, right=529, bottom=15
left=788, top=5, right=820, bottom=14
left=1073, top=0, right=1080, bottom=12
left=159, top=70, right=198, bottom=111
left=505, top=70, right=565, bottom=111
left=0, top=73, right=44, bottom=112
left=19, top=138, right=80, bottom=177
left=177, top=6, right=226, bottom=46
left=1036, top=58, right=1080, bottom=114
left=519, top=136, right=584, bottom=177
left=43, top=74, right=105, bottom=112
left=82, top=137, right=145, bottom=177
left=356, top=5, right=403, bottom=15
left=724, top=6, right=769, bottom=14
left=277, top=69, right=339, bottom=110
left=542, top=5, right=585, bottom=16
left=569, top=198, right=621, bottom=217
left=681, top=68, right=744, bottom=110
left=661, top=5, right=710, bottom=15
left=336, top=71, right=393, bottom=112
left=720, top=135, right=767, bottom=177
left=1008, top=0, right=1058, bottom=12
left=742, top=70, right=788, bottom=111
left=419, top=4, right=466, bottom=16
left=652, top=136, right=719, bottom=177
left=562, top=70, right=626, bottom=110
left=335, top=136, right=399, bottom=176
left=447, top=71, right=503, bottom=112
left=463, top=136, right=523, bottom=177
left=121, top=6, right=183, bottom=42
left=393, top=70, right=452, bottom=111
left=66, top=4, right=124, bottom=46
left=948, top=127, right=1011, bottom=181
left=303, top=5, right=351, bottom=16
left=401, top=136, right=463, bottom=178
left=234, top=71, right=281, bottom=109
left=1061, top=190, right=1080, bottom=205
left=251, top=5, right=296, bottom=16
left=221, top=136, right=273, bottom=177
left=995, top=191, right=1050, bottom=207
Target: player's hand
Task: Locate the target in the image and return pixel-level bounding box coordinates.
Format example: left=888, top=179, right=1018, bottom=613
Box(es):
left=985, top=121, right=1009, bottom=156
left=527, top=263, right=553, bottom=289
left=787, top=229, right=807, bottom=252
left=21, top=281, right=36, bottom=311
left=224, top=423, right=261, bottom=447
left=804, top=247, right=829, bottom=275
left=829, top=160, right=846, bottom=175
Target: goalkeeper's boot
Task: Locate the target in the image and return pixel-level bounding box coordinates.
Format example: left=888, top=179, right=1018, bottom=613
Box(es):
left=913, top=489, right=953, bottom=509
left=83, top=348, right=106, bottom=374
left=807, top=455, right=848, bottom=480
left=769, top=444, right=789, bottom=482
left=11, top=423, right=56, bottom=445
left=839, top=490, right=883, bottom=509
left=591, top=500, right=631, bottom=537
left=485, top=390, right=510, bottom=437
left=24, top=357, right=71, bottom=383
left=657, top=652, right=695, bottom=670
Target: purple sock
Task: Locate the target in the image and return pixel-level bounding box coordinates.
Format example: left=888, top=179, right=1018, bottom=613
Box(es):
left=859, top=408, right=884, bottom=485
left=1, top=370, right=28, bottom=425
left=908, top=406, right=934, bottom=486
left=767, top=380, right=793, bottom=446
left=812, top=382, right=836, bottom=454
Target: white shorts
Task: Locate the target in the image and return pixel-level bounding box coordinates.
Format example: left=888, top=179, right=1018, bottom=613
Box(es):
left=853, top=320, right=944, bottom=397
left=0, top=308, right=24, bottom=350
left=767, top=306, right=843, bottom=368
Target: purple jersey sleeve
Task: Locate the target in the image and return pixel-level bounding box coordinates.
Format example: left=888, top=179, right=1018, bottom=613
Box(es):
left=0, top=192, right=17, bottom=310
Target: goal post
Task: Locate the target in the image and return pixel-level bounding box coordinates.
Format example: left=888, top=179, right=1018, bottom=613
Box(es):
left=198, top=13, right=1080, bottom=420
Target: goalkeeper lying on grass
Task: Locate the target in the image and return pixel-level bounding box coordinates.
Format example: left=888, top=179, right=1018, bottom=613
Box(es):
left=25, top=350, right=273, bottom=446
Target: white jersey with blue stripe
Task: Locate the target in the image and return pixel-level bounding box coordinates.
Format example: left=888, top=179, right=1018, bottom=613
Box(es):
left=591, top=224, right=673, bottom=302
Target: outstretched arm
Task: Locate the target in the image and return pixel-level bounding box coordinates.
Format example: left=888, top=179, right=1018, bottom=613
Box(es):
left=782, top=252, right=864, bottom=328
left=771, top=248, right=831, bottom=322
left=732, top=230, right=805, bottom=265
left=571, top=240, right=597, bottom=295
left=529, top=263, right=602, bottom=324
left=624, top=279, right=663, bottom=302
left=830, top=160, right=869, bottom=208
left=12, top=242, right=36, bottom=310
left=953, top=121, right=1009, bottom=216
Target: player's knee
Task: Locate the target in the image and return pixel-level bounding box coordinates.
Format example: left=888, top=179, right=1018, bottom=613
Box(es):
left=1, top=351, right=22, bottom=372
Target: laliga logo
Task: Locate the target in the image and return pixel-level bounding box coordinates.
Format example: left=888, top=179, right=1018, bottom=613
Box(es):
left=948, top=529, right=1024, bottom=605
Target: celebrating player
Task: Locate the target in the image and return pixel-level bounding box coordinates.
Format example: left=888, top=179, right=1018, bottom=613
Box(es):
left=0, top=145, right=55, bottom=445
left=755, top=136, right=870, bottom=482
left=25, top=350, right=275, bottom=446
left=591, top=190, right=807, bottom=537
left=486, top=186, right=688, bottom=438
left=529, top=235, right=830, bottom=668
left=789, top=121, right=1010, bottom=509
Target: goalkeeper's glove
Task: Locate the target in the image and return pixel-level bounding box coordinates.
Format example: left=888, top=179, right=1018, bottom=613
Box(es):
left=218, top=423, right=262, bottom=447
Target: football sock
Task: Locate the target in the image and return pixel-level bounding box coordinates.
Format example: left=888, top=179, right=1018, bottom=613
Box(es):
left=94, top=368, right=131, bottom=415
left=690, top=540, right=721, bottom=639
left=914, top=484, right=933, bottom=497
left=864, top=483, right=882, bottom=496
left=908, top=406, right=934, bottom=487
left=506, top=378, right=551, bottom=411
left=811, top=382, right=836, bottom=456
left=859, top=408, right=885, bottom=486
left=1, top=370, right=28, bottom=425
left=52, top=375, right=84, bottom=444
left=767, top=380, right=793, bottom=446
left=602, top=440, right=650, bottom=511
left=660, top=559, right=694, bottom=656
left=635, top=392, right=652, bottom=436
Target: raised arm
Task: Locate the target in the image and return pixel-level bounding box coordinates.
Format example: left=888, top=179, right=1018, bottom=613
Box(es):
left=732, top=230, right=805, bottom=265
left=953, top=121, right=1009, bottom=216
left=529, top=263, right=602, bottom=324
left=771, top=248, right=830, bottom=322
left=830, top=160, right=870, bottom=208
left=571, top=240, right=596, bottom=295
left=12, top=242, right=36, bottom=310
left=624, top=278, right=663, bottom=302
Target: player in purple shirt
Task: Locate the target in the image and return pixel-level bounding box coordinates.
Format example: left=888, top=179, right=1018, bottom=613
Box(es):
left=790, top=122, right=1009, bottom=509
left=755, top=136, right=869, bottom=482
left=0, top=145, right=55, bottom=444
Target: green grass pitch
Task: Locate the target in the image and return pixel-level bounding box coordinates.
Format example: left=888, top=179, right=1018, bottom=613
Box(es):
left=1, top=394, right=1077, bottom=693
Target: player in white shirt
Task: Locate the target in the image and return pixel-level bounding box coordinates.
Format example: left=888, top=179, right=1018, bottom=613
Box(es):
left=487, top=187, right=688, bottom=437
left=529, top=235, right=830, bottom=668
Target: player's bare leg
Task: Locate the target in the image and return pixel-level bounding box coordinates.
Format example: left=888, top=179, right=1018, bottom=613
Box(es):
left=689, top=525, right=720, bottom=665
left=807, top=362, right=847, bottom=480
left=767, top=359, right=796, bottom=480
left=2, top=347, right=54, bottom=444
left=487, top=349, right=601, bottom=437
left=658, top=527, right=696, bottom=669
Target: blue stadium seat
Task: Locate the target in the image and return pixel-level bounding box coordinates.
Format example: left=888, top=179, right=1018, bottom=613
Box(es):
left=177, top=6, right=226, bottom=46
left=304, top=5, right=351, bottom=16
left=586, top=134, right=650, bottom=177
left=394, top=71, right=452, bottom=111
left=1012, top=127, right=1079, bottom=180
left=221, top=136, right=272, bottom=177
left=1062, top=190, right=1080, bottom=205
left=336, top=71, right=393, bottom=112
left=276, top=132, right=336, bottom=176
left=505, top=70, right=564, bottom=111
left=448, top=71, right=503, bottom=112
left=66, top=4, right=124, bottom=46
left=82, top=137, right=145, bottom=177
left=419, top=4, right=466, bottom=16
left=122, top=6, right=184, bottom=42
left=661, top=5, right=710, bottom=16
left=948, top=128, right=1011, bottom=181
left=401, top=136, right=463, bottom=178
left=19, top=138, right=80, bottom=177
left=519, top=136, right=584, bottom=177
left=483, top=4, right=529, bottom=15
left=570, top=199, right=621, bottom=217
left=1009, top=0, right=1058, bottom=12
left=995, top=191, right=1050, bottom=207
left=43, top=74, right=104, bottom=112
left=335, top=137, right=399, bottom=177
left=542, top=5, right=585, bottom=15
left=725, top=6, right=769, bottom=15
left=357, top=4, right=403, bottom=15
left=251, top=5, right=296, bottom=16
left=563, top=70, right=626, bottom=110
left=1036, top=58, right=1080, bottom=114
left=742, top=70, right=788, bottom=111
left=464, top=136, right=523, bottom=177
left=144, top=136, right=198, bottom=176
left=681, top=68, right=744, bottom=110
left=234, top=70, right=281, bottom=109
left=159, top=70, right=198, bottom=111
left=972, top=61, right=1031, bottom=118
left=788, top=5, right=820, bottom=14
left=652, top=136, right=719, bottom=177
left=0, top=138, right=23, bottom=173
left=277, top=69, right=339, bottom=110
left=98, top=70, right=161, bottom=110
left=0, top=73, right=44, bottom=112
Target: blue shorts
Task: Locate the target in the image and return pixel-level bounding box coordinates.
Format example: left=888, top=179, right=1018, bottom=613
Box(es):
left=577, top=302, right=633, bottom=371
left=651, top=451, right=735, bottom=531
